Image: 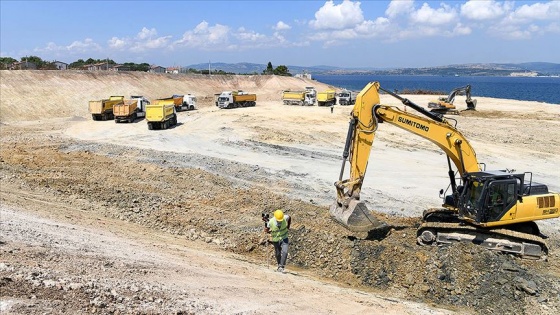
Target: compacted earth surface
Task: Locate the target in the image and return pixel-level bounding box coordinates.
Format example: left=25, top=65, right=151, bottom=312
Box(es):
left=1, top=71, right=559, bottom=314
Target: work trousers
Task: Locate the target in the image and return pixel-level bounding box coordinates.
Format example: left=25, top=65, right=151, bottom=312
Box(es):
left=273, top=238, right=289, bottom=268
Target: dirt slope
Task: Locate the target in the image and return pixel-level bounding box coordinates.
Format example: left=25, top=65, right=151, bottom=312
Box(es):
left=1, top=70, right=559, bottom=314
left=0, top=70, right=334, bottom=122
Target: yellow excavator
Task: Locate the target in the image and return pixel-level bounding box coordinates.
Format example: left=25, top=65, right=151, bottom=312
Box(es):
left=331, top=82, right=559, bottom=258
left=428, top=85, right=477, bottom=115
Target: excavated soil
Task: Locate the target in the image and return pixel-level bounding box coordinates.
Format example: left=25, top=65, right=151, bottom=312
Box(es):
left=1, top=71, right=559, bottom=314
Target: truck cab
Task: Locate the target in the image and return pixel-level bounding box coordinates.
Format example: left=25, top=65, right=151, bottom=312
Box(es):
left=305, top=87, right=317, bottom=106
left=183, top=94, right=197, bottom=110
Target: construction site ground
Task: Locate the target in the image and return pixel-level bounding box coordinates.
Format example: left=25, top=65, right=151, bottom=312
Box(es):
left=1, top=71, right=559, bottom=314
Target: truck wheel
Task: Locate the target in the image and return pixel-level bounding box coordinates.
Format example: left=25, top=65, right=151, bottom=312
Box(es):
left=148, top=123, right=153, bottom=130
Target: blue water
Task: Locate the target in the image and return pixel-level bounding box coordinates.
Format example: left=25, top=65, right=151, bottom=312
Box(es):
left=313, top=75, right=560, bottom=104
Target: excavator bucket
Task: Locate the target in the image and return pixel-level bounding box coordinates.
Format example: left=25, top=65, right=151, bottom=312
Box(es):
left=465, top=99, right=477, bottom=110
left=329, top=199, right=387, bottom=232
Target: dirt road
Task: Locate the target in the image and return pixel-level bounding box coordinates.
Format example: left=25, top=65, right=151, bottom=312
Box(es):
left=1, top=71, right=559, bottom=314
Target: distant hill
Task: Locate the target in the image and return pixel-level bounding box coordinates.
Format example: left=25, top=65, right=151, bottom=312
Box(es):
left=185, top=62, right=343, bottom=75
left=185, top=62, right=560, bottom=76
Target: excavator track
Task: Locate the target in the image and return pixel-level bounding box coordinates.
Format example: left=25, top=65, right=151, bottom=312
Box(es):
left=417, top=222, right=548, bottom=259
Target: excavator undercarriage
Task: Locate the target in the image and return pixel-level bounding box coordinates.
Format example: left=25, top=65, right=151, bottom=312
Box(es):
left=417, top=208, right=548, bottom=259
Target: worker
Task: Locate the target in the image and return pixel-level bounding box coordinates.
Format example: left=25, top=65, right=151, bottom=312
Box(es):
left=264, top=209, right=292, bottom=273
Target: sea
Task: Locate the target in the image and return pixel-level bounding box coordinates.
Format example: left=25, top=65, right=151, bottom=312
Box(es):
left=313, top=75, right=560, bottom=104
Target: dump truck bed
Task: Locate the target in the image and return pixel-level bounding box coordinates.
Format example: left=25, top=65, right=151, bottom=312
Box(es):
left=233, top=94, right=257, bottom=102
left=146, top=104, right=175, bottom=122
left=282, top=91, right=306, bottom=100
left=113, top=100, right=138, bottom=117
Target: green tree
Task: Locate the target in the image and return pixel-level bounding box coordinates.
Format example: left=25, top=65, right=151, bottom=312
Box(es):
left=273, top=65, right=291, bottom=76
left=263, top=62, right=274, bottom=75
left=21, top=55, right=45, bottom=68
left=0, top=57, right=17, bottom=69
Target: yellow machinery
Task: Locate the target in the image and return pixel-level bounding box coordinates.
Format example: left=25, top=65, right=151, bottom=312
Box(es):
left=88, top=96, right=124, bottom=121
left=428, top=85, right=477, bottom=115
left=331, top=82, right=559, bottom=258
left=146, top=103, right=177, bottom=130
left=217, top=90, right=257, bottom=109
left=317, top=89, right=336, bottom=107
left=113, top=96, right=149, bottom=123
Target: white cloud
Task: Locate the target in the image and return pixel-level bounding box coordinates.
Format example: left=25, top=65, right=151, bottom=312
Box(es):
left=108, top=37, right=126, bottom=49
left=460, top=0, right=511, bottom=20
left=175, top=21, right=230, bottom=49
left=136, top=27, right=158, bottom=40
left=466, top=1, right=560, bottom=39
left=410, top=3, right=457, bottom=26
left=511, top=1, right=560, bottom=21
left=35, top=38, right=102, bottom=54
left=235, top=27, right=267, bottom=42
left=385, top=0, right=414, bottom=18
left=274, top=21, right=291, bottom=31
left=309, top=0, right=364, bottom=30
left=107, top=27, right=171, bottom=52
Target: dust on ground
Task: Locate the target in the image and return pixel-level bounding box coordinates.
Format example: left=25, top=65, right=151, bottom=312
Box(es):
left=1, top=71, right=559, bottom=314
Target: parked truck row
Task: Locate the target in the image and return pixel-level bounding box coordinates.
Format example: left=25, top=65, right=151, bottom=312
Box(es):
left=280, top=87, right=356, bottom=107
left=88, top=87, right=356, bottom=130
left=88, top=94, right=195, bottom=130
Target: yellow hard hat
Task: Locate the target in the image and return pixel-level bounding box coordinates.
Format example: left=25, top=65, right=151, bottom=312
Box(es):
left=274, top=209, right=284, bottom=221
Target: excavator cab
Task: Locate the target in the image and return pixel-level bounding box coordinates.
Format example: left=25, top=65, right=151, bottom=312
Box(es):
left=457, top=172, right=519, bottom=224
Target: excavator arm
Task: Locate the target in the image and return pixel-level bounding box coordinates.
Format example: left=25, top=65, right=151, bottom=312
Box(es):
left=331, top=82, right=481, bottom=232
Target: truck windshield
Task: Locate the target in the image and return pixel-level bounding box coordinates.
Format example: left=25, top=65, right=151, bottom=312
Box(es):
left=218, top=97, right=228, bottom=102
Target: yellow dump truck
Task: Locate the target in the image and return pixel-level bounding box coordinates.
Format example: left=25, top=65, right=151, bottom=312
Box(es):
left=282, top=87, right=316, bottom=106
left=146, top=103, right=177, bottom=130
left=282, top=91, right=306, bottom=105
left=113, top=96, right=150, bottom=123
left=88, top=96, right=124, bottom=121
left=154, top=94, right=197, bottom=112
left=317, top=90, right=336, bottom=107
left=217, top=90, right=257, bottom=109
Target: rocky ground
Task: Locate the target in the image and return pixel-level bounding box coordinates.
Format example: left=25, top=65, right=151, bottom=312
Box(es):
left=1, top=71, right=559, bottom=314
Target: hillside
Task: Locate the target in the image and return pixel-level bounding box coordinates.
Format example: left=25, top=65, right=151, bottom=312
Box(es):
left=0, top=70, right=334, bottom=122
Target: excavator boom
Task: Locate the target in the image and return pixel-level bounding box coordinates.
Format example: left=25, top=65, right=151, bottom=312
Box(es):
left=331, top=82, right=481, bottom=232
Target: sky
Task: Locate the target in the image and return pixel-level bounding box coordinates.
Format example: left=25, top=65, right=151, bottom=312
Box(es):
left=1, top=0, right=559, bottom=69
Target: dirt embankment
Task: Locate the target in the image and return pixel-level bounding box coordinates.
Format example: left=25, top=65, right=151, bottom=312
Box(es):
left=1, top=71, right=559, bottom=314
left=0, top=70, right=334, bottom=122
